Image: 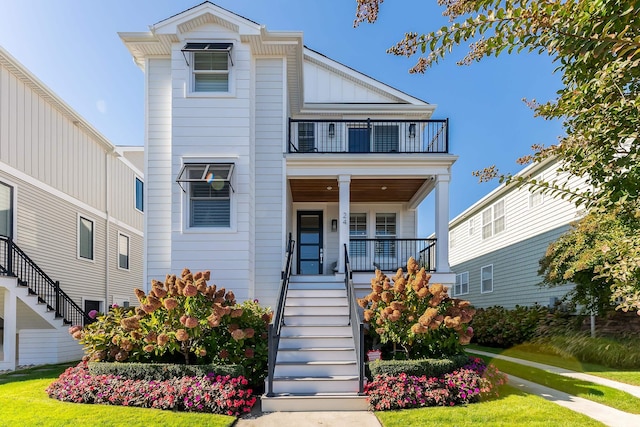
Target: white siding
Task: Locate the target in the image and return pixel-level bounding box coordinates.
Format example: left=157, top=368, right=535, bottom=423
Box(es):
left=254, top=58, right=285, bottom=308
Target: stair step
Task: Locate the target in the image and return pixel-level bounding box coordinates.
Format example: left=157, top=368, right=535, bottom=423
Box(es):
left=287, top=289, right=346, bottom=298
left=280, top=325, right=353, bottom=336
left=261, top=393, right=368, bottom=412
left=285, top=297, right=347, bottom=306
left=284, top=315, right=350, bottom=326
left=276, top=348, right=356, bottom=363
left=269, top=376, right=361, bottom=394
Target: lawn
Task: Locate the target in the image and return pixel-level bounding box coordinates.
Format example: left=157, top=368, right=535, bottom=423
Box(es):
left=468, top=344, right=640, bottom=386
left=375, top=385, right=605, bottom=427
left=0, top=364, right=235, bottom=427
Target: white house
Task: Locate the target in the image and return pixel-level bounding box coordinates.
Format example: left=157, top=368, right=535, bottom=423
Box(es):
left=0, top=46, right=144, bottom=370
left=120, top=1, right=456, bottom=410
left=448, top=158, right=585, bottom=310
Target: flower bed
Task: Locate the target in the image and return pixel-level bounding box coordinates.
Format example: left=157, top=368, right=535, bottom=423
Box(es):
left=46, top=362, right=256, bottom=416
left=365, top=357, right=507, bottom=411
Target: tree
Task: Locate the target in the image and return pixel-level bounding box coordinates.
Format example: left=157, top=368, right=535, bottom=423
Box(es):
left=355, top=0, right=640, bottom=311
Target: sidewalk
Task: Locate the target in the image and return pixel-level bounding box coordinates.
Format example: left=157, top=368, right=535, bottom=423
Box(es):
left=468, top=349, right=640, bottom=427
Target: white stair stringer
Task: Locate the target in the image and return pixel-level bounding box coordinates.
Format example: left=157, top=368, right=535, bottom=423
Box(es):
left=262, top=276, right=368, bottom=412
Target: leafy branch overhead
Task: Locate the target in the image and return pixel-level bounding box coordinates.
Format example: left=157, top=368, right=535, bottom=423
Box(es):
left=355, top=0, right=640, bottom=311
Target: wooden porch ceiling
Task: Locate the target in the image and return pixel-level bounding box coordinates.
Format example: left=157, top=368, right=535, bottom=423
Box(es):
left=289, top=178, right=429, bottom=203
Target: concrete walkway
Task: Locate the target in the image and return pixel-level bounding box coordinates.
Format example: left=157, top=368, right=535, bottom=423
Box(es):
left=235, top=408, right=381, bottom=427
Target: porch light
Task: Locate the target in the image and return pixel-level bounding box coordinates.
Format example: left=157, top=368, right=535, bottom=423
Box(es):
left=381, top=186, right=387, bottom=191
left=326, top=186, right=333, bottom=190
left=328, top=123, right=336, bottom=138
left=408, top=123, right=416, bottom=138
left=331, top=219, right=338, bottom=231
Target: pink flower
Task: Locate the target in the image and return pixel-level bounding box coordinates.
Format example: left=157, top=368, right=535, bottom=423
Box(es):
left=88, top=309, right=98, bottom=319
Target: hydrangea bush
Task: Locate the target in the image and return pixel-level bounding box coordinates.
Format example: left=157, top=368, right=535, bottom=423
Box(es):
left=359, top=257, right=476, bottom=359
left=46, top=362, right=256, bottom=416
left=365, top=357, right=507, bottom=411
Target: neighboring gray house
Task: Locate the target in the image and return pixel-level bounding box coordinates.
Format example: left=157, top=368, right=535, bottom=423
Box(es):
left=0, top=46, right=144, bottom=370
left=120, top=1, right=457, bottom=411
left=448, top=158, right=585, bottom=309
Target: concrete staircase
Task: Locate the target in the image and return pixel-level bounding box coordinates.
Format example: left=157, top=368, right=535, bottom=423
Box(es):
left=261, top=275, right=367, bottom=411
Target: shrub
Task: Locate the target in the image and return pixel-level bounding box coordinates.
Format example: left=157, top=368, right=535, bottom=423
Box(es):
left=69, top=269, right=272, bottom=387
left=368, top=354, right=470, bottom=378
left=87, top=362, right=244, bottom=381
left=365, top=357, right=507, bottom=411
left=359, top=257, right=476, bottom=359
left=46, top=362, right=256, bottom=416
left=471, top=305, right=548, bottom=348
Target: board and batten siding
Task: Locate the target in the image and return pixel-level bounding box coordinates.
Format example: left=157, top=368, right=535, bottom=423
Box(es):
left=254, top=58, right=285, bottom=308
left=145, top=57, right=173, bottom=287
left=168, top=26, right=252, bottom=300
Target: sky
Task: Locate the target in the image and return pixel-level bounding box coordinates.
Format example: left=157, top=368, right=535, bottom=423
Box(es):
left=0, top=0, right=563, bottom=235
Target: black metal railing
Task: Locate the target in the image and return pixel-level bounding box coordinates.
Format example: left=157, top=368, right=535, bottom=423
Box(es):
left=0, top=236, right=90, bottom=326
left=288, top=119, right=448, bottom=154
left=344, top=244, right=366, bottom=394
left=348, top=238, right=437, bottom=272
left=266, top=234, right=296, bottom=397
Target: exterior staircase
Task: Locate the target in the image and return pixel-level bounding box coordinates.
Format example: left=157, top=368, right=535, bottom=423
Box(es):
left=262, top=275, right=367, bottom=411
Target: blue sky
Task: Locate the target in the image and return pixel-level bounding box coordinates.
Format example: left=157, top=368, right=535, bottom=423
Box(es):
left=0, top=0, right=563, bottom=234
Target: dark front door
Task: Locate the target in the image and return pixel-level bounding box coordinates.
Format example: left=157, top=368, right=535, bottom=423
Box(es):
left=297, top=211, right=323, bottom=275
left=348, top=127, right=370, bottom=153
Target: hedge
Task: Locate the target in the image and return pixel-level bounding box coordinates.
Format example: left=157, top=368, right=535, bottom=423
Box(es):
left=368, top=354, right=470, bottom=378
left=87, top=362, right=244, bottom=381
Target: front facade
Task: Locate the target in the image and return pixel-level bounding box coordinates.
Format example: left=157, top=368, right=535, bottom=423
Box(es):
left=0, top=46, right=144, bottom=370
left=448, top=158, right=584, bottom=309
left=121, top=2, right=457, bottom=311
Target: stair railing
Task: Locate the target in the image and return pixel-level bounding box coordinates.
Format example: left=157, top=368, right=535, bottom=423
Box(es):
left=266, top=233, right=295, bottom=397
left=344, top=244, right=365, bottom=394
left=0, top=235, right=91, bottom=326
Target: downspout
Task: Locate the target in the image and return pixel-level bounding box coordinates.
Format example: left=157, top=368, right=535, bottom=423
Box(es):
left=105, top=149, right=113, bottom=309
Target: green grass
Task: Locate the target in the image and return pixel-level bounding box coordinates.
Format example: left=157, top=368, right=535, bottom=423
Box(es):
left=0, top=363, right=236, bottom=427
left=468, top=344, right=640, bottom=386
left=471, top=354, right=640, bottom=414
left=375, top=385, right=605, bottom=427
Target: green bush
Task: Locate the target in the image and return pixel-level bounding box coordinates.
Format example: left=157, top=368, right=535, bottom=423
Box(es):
left=530, top=333, right=640, bottom=369
left=87, top=361, right=244, bottom=381
left=471, top=305, right=548, bottom=348
left=368, top=354, right=470, bottom=377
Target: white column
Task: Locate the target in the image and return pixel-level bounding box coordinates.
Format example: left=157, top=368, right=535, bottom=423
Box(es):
left=2, top=286, right=17, bottom=370
left=338, top=175, right=351, bottom=273
left=435, top=174, right=451, bottom=273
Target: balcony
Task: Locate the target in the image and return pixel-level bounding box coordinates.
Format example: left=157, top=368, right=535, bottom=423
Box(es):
left=288, top=119, right=448, bottom=154
left=348, top=238, right=436, bottom=272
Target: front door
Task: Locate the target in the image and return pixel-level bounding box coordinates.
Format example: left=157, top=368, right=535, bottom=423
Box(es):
left=297, top=211, right=323, bottom=275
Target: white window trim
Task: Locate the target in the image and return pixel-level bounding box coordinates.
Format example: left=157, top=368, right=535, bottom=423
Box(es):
left=481, top=264, right=494, bottom=294
left=186, top=41, right=236, bottom=98
left=481, top=200, right=505, bottom=240
left=180, top=158, right=237, bottom=234
left=134, top=176, right=144, bottom=213
left=117, top=231, right=130, bottom=271
left=454, top=271, right=469, bottom=296
left=529, top=190, right=544, bottom=209
left=77, top=213, right=95, bottom=262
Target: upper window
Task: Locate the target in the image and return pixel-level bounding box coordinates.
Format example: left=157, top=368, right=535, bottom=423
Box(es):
left=297, top=122, right=316, bottom=152
left=78, top=216, right=94, bottom=260
left=135, top=177, right=144, bottom=212
left=482, top=200, right=505, bottom=239
left=373, top=125, right=399, bottom=152
left=529, top=191, right=544, bottom=208
left=481, top=265, right=493, bottom=293
left=176, top=163, right=234, bottom=229
left=349, top=213, right=367, bottom=257
left=449, top=229, right=456, bottom=249
left=183, top=43, right=233, bottom=93
left=118, top=232, right=130, bottom=270
left=468, top=218, right=474, bottom=236
left=0, top=181, right=13, bottom=238
left=455, top=272, right=469, bottom=296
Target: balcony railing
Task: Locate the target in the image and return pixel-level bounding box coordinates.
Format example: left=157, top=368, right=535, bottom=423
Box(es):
left=348, top=238, right=436, bottom=272
left=288, top=119, right=448, bottom=154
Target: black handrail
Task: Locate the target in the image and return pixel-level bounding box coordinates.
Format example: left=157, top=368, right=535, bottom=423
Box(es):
left=348, top=238, right=437, bottom=272
left=267, top=233, right=295, bottom=397
left=0, top=236, right=91, bottom=326
left=344, top=244, right=365, bottom=394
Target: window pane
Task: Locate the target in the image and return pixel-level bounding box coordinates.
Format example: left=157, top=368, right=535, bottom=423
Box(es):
left=79, top=217, right=94, bottom=260
left=376, top=213, right=396, bottom=236
left=0, top=182, right=12, bottom=238
left=135, top=178, right=143, bottom=212
left=350, top=213, right=367, bottom=235
left=194, top=52, right=228, bottom=71
left=194, top=74, right=228, bottom=92
left=118, top=234, right=129, bottom=270
left=373, top=125, right=399, bottom=152
left=300, top=214, right=320, bottom=229
left=298, top=122, right=315, bottom=152
left=191, top=200, right=230, bottom=227
left=299, top=232, right=319, bottom=244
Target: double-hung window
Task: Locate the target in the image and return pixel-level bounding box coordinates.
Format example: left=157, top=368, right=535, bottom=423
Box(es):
left=375, top=213, right=396, bottom=267
left=373, top=124, right=399, bottom=152
left=78, top=215, right=94, bottom=260
left=481, top=265, right=493, bottom=293
left=455, top=272, right=469, bottom=296
left=176, top=163, right=234, bottom=228
left=118, top=232, right=130, bottom=270
left=0, top=181, right=13, bottom=238
left=297, top=122, right=315, bottom=152
left=481, top=200, right=505, bottom=239
left=183, top=43, right=233, bottom=93
left=349, top=213, right=367, bottom=257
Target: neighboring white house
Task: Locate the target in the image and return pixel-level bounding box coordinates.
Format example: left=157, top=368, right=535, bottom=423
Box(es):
left=448, top=158, right=585, bottom=309
left=120, top=1, right=456, bottom=410
left=0, top=46, right=144, bottom=370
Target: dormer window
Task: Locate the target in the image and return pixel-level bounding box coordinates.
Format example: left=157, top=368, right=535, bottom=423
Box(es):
left=182, top=43, right=233, bottom=93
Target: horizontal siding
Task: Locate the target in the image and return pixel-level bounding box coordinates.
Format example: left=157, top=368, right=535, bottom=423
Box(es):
left=451, top=226, right=574, bottom=309
left=108, top=228, right=144, bottom=306
left=18, top=329, right=82, bottom=365
left=109, top=157, right=144, bottom=231
left=254, top=58, right=284, bottom=308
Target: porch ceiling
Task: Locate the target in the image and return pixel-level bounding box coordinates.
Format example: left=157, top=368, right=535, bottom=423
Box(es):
left=289, top=178, right=429, bottom=203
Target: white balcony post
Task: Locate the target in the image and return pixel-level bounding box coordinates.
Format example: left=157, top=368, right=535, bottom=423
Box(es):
left=338, top=175, right=351, bottom=273
left=435, top=174, right=451, bottom=273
